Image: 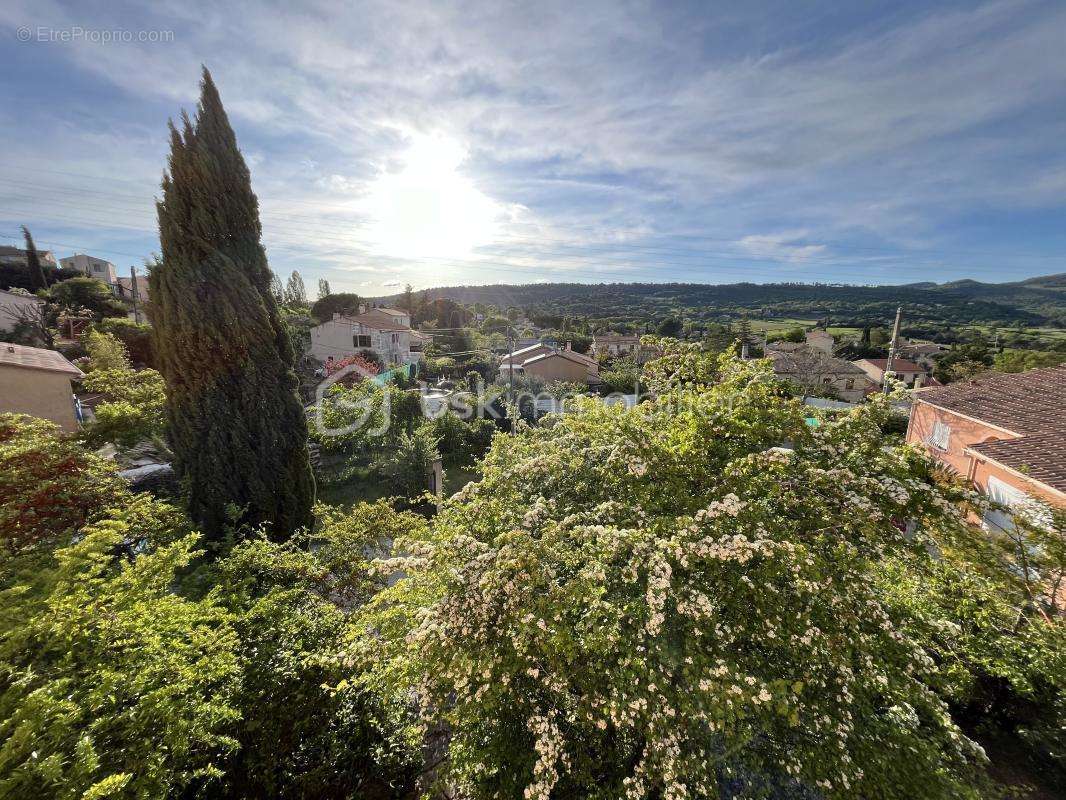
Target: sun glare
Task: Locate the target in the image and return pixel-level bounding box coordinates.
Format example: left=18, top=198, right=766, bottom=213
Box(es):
left=365, top=132, right=499, bottom=260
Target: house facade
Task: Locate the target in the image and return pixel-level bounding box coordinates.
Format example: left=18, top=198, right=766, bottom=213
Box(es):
left=804, top=330, right=835, bottom=354
left=0, top=245, right=59, bottom=269
left=591, top=334, right=661, bottom=363
left=0, top=342, right=84, bottom=431
left=310, top=307, right=424, bottom=366
left=906, top=366, right=1066, bottom=520
left=60, top=253, right=118, bottom=285
left=501, top=343, right=600, bottom=385
left=853, top=357, right=934, bottom=388
left=767, top=346, right=875, bottom=402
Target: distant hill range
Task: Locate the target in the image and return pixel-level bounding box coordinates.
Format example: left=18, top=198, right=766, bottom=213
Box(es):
left=378, top=273, right=1066, bottom=328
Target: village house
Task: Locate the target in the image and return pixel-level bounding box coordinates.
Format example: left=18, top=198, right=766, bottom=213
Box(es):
left=60, top=253, right=118, bottom=285
left=0, top=289, right=44, bottom=334
left=803, top=329, right=835, bottom=354
left=591, top=334, right=661, bottom=363
left=0, top=245, right=59, bottom=269
left=898, top=341, right=947, bottom=370
left=0, top=342, right=84, bottom=431
left=500, top=343, right=600, bottom=385
left=766, top=345, right=875, bottom=402
left=853, top=357, right=936, bottom=388
left=907, top=366, right=1066, bottom=524
left=310, top=306, right=425, bottom=366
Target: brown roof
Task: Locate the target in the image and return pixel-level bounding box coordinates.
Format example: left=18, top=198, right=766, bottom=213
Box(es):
left=0, top=342, right=83, bottom=377
left=969, top=432, right=1066, bottom=493
left=858, top=358, right=925, bottom=373
left=916, top=365, right=1066, bottom=435
left=768, top=347, right=866, bottom=376
left=349, top=309, right=410, bottom=331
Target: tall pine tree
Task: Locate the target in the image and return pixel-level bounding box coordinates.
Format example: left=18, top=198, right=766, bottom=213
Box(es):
left=151, top=68, right=314, bottom=542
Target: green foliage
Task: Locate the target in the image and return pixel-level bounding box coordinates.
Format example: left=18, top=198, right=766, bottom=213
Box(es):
left=640, top=337, right=724, bottom=393
left=371, top=428, right=440, bottom=498
left=878, top=503, right=1066, bottom=780
left=0, top=414, right=124, bottom=555
left=600, top=356, right=640, bottom=394
left=992, top=348, right=1066, bottom=373
left=364, top=357, right=990, bottom=799
left=95, top=317, right=153, bottom=366
left=83, top=330, right=130, bottom=372
left=151, top=68, right=315, bottom=542
left=421, top=412, right=495, bottom=464
left=47, top=277, right=127, bottom=320
left=80, top=339, right=167, bottom=448
left=317, top=277, right=331, bottom=300
left=210, top=502, right=420, bottom=798
left=310, top=292, right=361, bottom=323
left=285, top=270, right=308, bottom=306
left=20, top=226, right=48, bottom=292
left=0, top=497, right=242, bottom=799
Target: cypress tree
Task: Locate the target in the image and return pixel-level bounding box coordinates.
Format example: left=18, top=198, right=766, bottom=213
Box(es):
left=151, top=67, right=314, bottom=543
left=21, top=226, right=48, bottom=292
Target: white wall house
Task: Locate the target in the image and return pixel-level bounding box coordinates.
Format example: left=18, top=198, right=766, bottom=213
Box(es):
left=0, top=290, right=44, bottom=334
left=60, top=253, right=118, bottom=285
left=310, top=308, right=424, bottom=366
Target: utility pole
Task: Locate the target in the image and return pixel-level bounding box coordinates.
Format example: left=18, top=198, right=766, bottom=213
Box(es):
left=130, top=265, right=141, bottom=324
left=883, top=305, right=903, bottom=394
left=507, top=327, right=516, bottom=433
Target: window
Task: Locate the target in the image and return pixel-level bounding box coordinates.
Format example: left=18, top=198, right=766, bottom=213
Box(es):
left=391, top=333, right=400, bottom=344
left=822, top=376, right=833, bottom=385
left=928, top=421, right=951, bottom=450
left=354, top=335, right=372, bottom=348
left=982, top=475, right=1027, bottom=533
left=845, top=378, right=855, bottom=390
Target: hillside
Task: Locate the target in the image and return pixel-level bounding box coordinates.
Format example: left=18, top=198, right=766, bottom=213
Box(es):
left=380, top=273, right=1066, bottom=327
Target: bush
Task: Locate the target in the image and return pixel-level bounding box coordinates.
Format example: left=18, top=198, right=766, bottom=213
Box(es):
left=0, top=498, right=241, bottom=799
left=365, top=357, right=989, bottom=799
left=210, top=502, right=420, bottom=798
left=47, top=277, right=127, bottom=319
left=371, top=428, right=440, bottom=498
left=95, top=318, right=153, bottom=366
left=0, top=414, right=125, bottom=554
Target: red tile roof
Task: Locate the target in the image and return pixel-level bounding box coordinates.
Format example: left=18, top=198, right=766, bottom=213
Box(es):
left=918, top=365, right=1066, bottom=493
left=859, top=358, right=925, bottom=373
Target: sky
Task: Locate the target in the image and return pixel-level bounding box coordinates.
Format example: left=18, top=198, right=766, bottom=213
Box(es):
left=2, top=0, right=1065, bottom=296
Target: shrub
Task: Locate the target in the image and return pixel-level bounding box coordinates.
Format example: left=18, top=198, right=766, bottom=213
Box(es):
left=365, top=357, right=988, bottom=799
left=0, top=414, right=125, bottom=554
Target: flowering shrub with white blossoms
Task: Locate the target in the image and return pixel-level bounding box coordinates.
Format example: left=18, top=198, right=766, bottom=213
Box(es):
left=360, top=356, right=992, bottom=799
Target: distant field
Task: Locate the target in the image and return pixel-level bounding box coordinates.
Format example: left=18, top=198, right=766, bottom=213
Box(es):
left=747, top=319, right=1066, bottom=344
left=747, top=318, right=862, bottom=339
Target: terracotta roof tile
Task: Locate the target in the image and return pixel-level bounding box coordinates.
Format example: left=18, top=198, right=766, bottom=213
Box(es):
left=915, top=365, right=1066, bottom=435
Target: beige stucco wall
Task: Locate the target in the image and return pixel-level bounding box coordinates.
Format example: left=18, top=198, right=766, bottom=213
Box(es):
left=0, top=293, right=42, bottom=333
left=0, top=365, right=79, bottom=431
left=522, top=355, right=590, bottom=383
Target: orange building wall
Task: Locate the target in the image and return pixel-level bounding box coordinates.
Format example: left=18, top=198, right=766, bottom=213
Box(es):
left=907, top=400, right=1064, bottom=507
